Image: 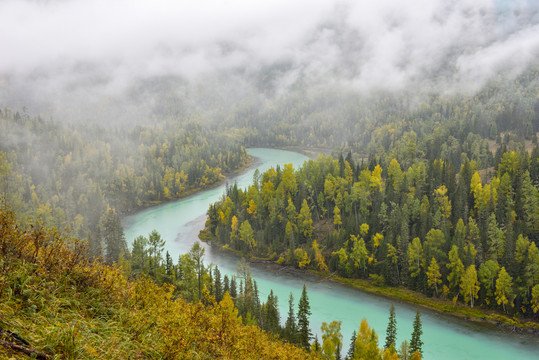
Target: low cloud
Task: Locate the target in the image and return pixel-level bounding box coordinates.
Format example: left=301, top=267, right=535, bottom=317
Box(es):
left=1, top=0, right=538, bottom=121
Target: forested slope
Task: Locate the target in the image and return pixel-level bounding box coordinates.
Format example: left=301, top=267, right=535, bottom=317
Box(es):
left=0, top=110, right=249, bottom=257
left=0, top=201, right=316, bottom=359
left=204, top=72, right=539, bottom=321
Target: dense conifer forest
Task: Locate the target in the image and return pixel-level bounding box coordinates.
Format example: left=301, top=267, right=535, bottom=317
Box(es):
left=205, top=70, right=539, bottom=321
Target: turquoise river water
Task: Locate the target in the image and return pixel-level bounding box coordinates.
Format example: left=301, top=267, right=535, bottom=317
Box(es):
left=123, top=148, right=538, bottom=359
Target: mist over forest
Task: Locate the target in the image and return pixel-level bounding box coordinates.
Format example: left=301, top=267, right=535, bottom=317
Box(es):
left=1, top=1, right=539, bottom=359
left=1, top=0, right=538, bottom=129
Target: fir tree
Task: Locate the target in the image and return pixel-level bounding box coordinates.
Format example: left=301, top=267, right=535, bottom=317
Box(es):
left=229, top=277, right=237, bottom=299
left=409, top=309, right=423, bottom=357
left=336, top=341, right=342, bottom=360
left=384, top=303, right=397, bottom=349
left=311, top=335, right=322, bottom=354
left=263, top=290, right=280, bottom=334
left=253, top=280, right=262, bottom=327
left=346, top=330, right=356, bottom=360
left=214, top=266, right=223, bottom=302
left=223, top=274, right=230, bottom=295
left=148, top=230, right=165, bottom=279
left=164, top=251, right=173, bottom=283
left=284, top=292, right=297, bottom=343
left=297, top=284, right=312, bottom=350
left=101, top=208, right=127, bottom=264
left=188, top=241, right=205, bottom=300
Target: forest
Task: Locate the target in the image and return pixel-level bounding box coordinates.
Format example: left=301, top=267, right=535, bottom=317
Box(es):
left=1, top=65, right=538, bottom=359
left=204, top=69, right=539, bottom=320
left=0, top=110, right=249, bottom=257
left=1, top=200, right=426, bottom=359
left=1, top=1, right=538, bottom=358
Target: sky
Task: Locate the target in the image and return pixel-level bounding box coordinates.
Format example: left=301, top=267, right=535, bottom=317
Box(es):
left=0, top=0, right=538, bottom=120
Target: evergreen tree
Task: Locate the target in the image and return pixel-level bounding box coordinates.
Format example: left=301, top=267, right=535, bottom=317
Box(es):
left=223, top=274, right=230, bottom=295
left=409, top=309, right=423, bottom=357
left=297, top=284, right=312, bottom=350
left=189, top=241, right=205, bottom=301
left=384, top=303, right=397, bottom=349
left=214, top=266, right=223, bottom=302
left=131, top=235, right=148, bottom=276
left=311, top=335, right=322, bottom=355
left=284, top=292, right=297, bottom=343
left=164, top=251, right=173, bottom=283
left=148, top=230, right=165, bottom=279
left=101, top=208, right=127, bottom=264
left=346, top=330, right=356, bottom=360
left=253, top=279, right=262, bottom=327
left=229, top=277, right=237, bottom=299
left=263, top=290, right=280, bottom=334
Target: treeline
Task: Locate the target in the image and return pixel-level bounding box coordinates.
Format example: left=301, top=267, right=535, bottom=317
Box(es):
left=120, top=227, right=423, bottom=359
left=0, top=109, right=249, bottom=256
left=206, top=139, right=539, bottom=318
left=220, top=67, right=538, bottom=151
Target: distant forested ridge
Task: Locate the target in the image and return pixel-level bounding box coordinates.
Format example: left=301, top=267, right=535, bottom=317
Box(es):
left=0, top=111, right=249, bottom=255
left=220, top=67, right=538, bottom=152
left=205, top=70, right=539, bottom=319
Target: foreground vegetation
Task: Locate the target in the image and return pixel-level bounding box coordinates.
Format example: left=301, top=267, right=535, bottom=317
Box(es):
left=0, top=201, right=315, bottom=359
left=1, top=201, right=426, bottom=359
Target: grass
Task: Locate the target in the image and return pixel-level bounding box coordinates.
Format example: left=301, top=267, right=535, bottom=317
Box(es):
left=199, top=230, right=539, bottom=333
left=309, top=270, right=539, bottom=333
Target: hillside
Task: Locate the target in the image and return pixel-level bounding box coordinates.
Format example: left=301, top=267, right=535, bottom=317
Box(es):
left=0, top=201, right=315, bottom=359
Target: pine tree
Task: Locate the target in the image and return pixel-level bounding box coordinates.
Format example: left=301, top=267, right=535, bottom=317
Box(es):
left=223, top=274, right=230, bottom=295
left=297, top=284, right=312, bottom=350
left=384, top=304, right=397, bottom=349
left=263, top=290, right=280, bottom=334
left=148, top=229, right=165, bottom=279
left=229, top=277, right=237, bottom=299
left=409, top=309, right=423, bottom=357
left=311, top=335, right=322, bottom=355
left=101, top=208, right=127, bottom=264
left=346, top=330, right=356, bottom=360
left=253, top=280, right=262, bottom=327
left=284, top=293, right=297, bottom=343
left=131, top=235, right=148, bottom=276
left=214, top=266, right=223, bottom=302
left=164, top=251, right=173, bottom=283
left=189, top=241, right=205, bottom=301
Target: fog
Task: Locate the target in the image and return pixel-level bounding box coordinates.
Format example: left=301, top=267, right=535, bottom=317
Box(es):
left=1, top=0, right=538, bottom=124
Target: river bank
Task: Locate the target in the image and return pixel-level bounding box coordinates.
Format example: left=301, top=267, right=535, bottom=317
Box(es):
left=200, top=229, right=539, bottom=336
left=121, top=155, right=255, bottom=217
left=125, top=147, right=538, bottom=359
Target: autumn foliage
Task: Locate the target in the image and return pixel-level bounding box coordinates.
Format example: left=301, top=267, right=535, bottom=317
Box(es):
left=0, top=201, right=314, bottom=359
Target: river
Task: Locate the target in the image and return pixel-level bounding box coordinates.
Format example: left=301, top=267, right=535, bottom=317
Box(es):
left=123, top=148, right=538, bottom=359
